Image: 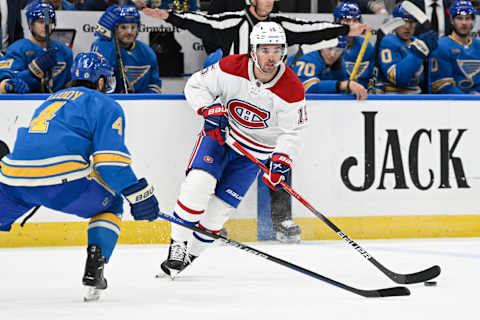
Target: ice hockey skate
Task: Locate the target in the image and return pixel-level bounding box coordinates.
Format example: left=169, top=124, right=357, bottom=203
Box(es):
left=274, top=220, right=301, bottom=244
left=157, top=240, right=197, bottom=280
left=82, top=245, right=108, bottom=302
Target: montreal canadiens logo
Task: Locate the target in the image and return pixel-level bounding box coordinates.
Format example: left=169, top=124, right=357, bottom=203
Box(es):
left=227, top=99, right=270, bottom=129
left=203, top=155, right=214, bottom=163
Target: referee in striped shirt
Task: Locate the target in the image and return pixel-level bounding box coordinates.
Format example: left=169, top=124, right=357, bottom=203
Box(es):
left=144, top=0, right=371, bottom=58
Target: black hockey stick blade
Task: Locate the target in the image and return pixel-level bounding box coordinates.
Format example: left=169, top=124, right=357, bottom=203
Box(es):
left=157, top=212, right=410, bottom=298
left=232, top=140, right=441, bottom=285
left=397, top=265, right=441, bottom=284
left=361, top=286, right=410, bottom=298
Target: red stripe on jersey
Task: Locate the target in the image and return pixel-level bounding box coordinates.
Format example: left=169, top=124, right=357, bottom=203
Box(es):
left=187, top=132, right=205, bottom=169
left=177, top=200, right=204, bottom=215
left=230, top=126, right=275, bottom=150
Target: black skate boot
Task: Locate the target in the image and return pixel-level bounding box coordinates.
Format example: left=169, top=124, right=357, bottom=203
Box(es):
left=274, top=220, right=301, bottom=244
left=160, top=240, right=197, bottom=279
left=82, top=245, right=107, bottom=302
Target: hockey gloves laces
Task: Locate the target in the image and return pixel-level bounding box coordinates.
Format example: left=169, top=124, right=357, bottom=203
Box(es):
left=262, top=153, right=292, bottom=191
left=122, top=178, right=159, bottom=221
left=200, top=103, right=229, bottom=145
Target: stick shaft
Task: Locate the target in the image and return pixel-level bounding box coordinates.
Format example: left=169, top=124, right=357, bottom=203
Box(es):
left=349, top=31, right=372, bottom=81
left=114, top=31, right=129, bottom=94
left=232, top=141, right=440, bottom=284
left=156, top=211, right=409, bottom=297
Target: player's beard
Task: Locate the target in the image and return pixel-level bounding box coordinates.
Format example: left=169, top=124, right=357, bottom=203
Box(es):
left=453, top=24, right=472, bottom=38
left=31, top=30, right=48, bottom=43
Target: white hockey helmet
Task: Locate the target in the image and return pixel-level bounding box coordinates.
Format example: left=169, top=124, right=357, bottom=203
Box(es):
left=250, top=22, right=287, bottom=67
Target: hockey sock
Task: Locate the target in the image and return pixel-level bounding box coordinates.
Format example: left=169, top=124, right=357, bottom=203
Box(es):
left=171, top=169, right=217, bottom=241
left=87, top=212, right=121, bottom=262
left=189, top=223, right=221, bottom=257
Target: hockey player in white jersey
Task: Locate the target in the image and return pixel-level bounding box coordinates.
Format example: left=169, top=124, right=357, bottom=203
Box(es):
left=160, top=21, right=307, bottom=278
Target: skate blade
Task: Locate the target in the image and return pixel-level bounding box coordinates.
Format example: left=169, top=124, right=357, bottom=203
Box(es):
left=83, top=287, right=101, bottom=302
left=155, top=268, right=180, bottom=280
left=276, top=233, right=301, bottom=244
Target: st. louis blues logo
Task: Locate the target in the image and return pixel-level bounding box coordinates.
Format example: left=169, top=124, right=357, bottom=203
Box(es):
left=345, top=61, right=369, bottom=78
left=227, top=99, right=270, bottom=129
left=457, top=59, right=480, bottom=89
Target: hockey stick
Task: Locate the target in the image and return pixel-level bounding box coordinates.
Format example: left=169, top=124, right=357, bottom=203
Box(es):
left=156, top=211, right=409, bottom=298
left=349, top=31, right=372, bottom=82
left=41, top=2, right=53, bottom=93
left=370, top=18, right=405, bottom=92
left=114, top=30, right=130, bottom=94
left=401, top=1, right=434, bottom=93
left=232, top=141, right=441, bottom=284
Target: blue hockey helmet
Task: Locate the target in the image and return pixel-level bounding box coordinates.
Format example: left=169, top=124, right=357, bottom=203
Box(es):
left=333, top=2, right=362, bottom=23
left=117, top=5, right=141, bottom=25
left=26, top=1, right=56, bottom=28
left=449, top=0, right=475, bottom=19
left=71, top=52, right=115, bottom=92
left=393, top=3, right=416, bottom=21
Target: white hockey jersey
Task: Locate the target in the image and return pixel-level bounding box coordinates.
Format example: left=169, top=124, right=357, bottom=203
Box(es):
left=185, top=54, right=308, bottom=161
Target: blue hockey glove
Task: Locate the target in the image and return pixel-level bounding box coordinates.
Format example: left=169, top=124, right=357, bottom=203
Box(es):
left=200, top=103, right=229, bottom=145
left=28, top=47, right=58, bottom=79
left=122, top=178, right=159, bottom=221
left=411, top=31, right=438, bottom=60
left=0, top=78, right=30, bottom=94
left=262, top=153, right=292, bottom=191
left=94, top=5, right=121, bottom=40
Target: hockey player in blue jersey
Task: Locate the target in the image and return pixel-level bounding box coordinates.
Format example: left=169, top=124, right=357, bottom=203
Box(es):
left=0, top=2, right=72, bottom=93
left=333, top=1, right=375, bottom=89
left=0, top=52, right=159, bottom=301
left=378, top=3, right=438, bottom=93
left=430, top=0, right=480, bottom=94
left=91, top=5, right=162, bottom=93
left=287, top=36, right=368, bottom=100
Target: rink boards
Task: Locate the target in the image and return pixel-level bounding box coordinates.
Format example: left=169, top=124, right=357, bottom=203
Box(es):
left=0, top=94, right=479, bottom=247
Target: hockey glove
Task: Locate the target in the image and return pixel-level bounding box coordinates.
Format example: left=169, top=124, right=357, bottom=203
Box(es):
left=411, top=31, right=438, bottom=60
left=94, top=5, right=121, bottom=40
left=122, top=178, right=159, bottom=221
left=262, top=153, right=292, bottom=191
left=200, top=103, right=229, bottom=145
left=0, top=78, right=30, bottom=94
left=28, top=47, right=58, bottom=79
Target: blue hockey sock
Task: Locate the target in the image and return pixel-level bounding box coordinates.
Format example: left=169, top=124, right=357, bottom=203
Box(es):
left=87, top=212, right=121, bottom=262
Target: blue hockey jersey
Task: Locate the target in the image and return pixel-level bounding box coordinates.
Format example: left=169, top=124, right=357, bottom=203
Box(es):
left=0, top=38, right=73, bottom=93
left=378, top=34, right=424, bottom=94
left=0, top=87, right=137, bottom=194
left=91, top=39, right=162, bottom=93
left=286, top=50, right=348, bottom=94
left=343, top=36, right=374, bottom=88
left=430, top=35, right=480, bottom=94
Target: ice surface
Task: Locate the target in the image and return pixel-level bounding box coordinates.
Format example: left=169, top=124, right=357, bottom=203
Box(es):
left=1, top=238, right=478, bottom=320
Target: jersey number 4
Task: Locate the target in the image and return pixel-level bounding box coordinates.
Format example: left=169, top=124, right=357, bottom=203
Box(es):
left=29, top=101, right=67, bottom=133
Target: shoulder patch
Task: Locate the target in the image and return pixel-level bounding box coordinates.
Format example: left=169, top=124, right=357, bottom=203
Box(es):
left=268, top=66, right=305, bottom=103
left=219, top=54, right=250, bottom=80
left=0, top=59, right=13, bottom=69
